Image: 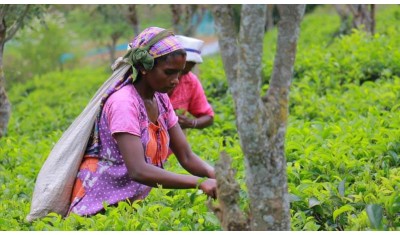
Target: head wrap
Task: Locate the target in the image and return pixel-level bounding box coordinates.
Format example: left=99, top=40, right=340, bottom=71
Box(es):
left=86, top=27, right=184, bottom=159
left=124, top=27, right=183, bottom=72
left=175, top=35, right=204, bottom=64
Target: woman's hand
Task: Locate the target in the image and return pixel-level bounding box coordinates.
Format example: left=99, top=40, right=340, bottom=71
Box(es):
left=177, top=114, right=194, bottom=129
left=199, top=178, right=217, bottom=199
left=177, top=114, right=213, bottom=129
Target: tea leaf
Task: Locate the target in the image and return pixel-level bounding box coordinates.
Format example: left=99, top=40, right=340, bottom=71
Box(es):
left=366, top=204, right=383, bottom=230
left=333, top=205, right=354, bottom=220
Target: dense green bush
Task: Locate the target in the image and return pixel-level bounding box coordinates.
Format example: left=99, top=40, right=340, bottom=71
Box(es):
left=0, top=4, right=399, bottom=231
left=288, top=78, right=400, bottom=230
left=262, top=5, right=400, bottom=94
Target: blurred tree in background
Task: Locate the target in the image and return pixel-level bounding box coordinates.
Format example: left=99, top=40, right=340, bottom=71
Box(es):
left=4, top=5, right=176, bottom=88
left=0, top=4, right=47, bottom=138
left=126, top=5, right=140, bottom=37
left=170, top=4, right=208, bottom=36
left=334, top=4, right=375, bottom=36
left=6, top=10, right=81, bottom=80
left=66, top=5, right=131, bottom=65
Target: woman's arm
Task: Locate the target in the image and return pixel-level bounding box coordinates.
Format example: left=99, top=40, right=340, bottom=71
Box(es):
left=168, top=124, right=215, bottom=179
left=178, top=114, right=213, bottom=129
left=114, top=132, right=216, bottom=198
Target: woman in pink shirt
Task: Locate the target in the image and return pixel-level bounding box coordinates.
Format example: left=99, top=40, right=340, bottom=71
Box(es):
left=168, top=35, right=214, bottom=130
left=68, top=27, right=217, bottom=216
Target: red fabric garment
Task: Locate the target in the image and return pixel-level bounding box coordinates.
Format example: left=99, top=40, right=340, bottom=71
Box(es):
left=168, top=72, right=214, bottom=117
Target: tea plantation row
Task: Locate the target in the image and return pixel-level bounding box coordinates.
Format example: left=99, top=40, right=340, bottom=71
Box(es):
left=0, top=5, right=399, bottom=231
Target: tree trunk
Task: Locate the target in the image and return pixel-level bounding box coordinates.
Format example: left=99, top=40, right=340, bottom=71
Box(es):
left=370, top=5, right=375, bottom=35
left=334, top=4, right=352, bottom=35
left=334, top=4, right=350, bottom=21
left=108, top=32, right=121, bottom=65
left=127, top=5, right=140, bottom=37
left=258, top=5, right=304, bottom=230
left=213, top=4, right=305, bottom=230
left=170, top=4, right=205, bottom=36
left=170, top=5, right=181, bottom=34
left=183, top=5, right=204, bottom=36
left=0, top=5, right=41, bottom=138
left=347, top=4, right=375, bottom=34
left=333, top=4, right=375, bottom=36
left=0, top=17, right=11, bottom=138
left=107, top=42, right=115, bottom=66
left=265, top=4, right=274, bottom=32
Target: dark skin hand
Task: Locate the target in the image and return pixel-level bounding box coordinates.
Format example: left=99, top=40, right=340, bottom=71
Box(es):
left=114, top=53, right=217, bottom=199
left=178, top=114, right=213, bottom=129
left=114, top=129, right=217, bottom=199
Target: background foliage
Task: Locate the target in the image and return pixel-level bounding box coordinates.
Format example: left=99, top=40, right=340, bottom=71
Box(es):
left=0, top=4, right=399, bottom=231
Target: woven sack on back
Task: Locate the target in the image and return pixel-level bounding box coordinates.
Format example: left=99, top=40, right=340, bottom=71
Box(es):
left=26, top=61, right=130, bottom=222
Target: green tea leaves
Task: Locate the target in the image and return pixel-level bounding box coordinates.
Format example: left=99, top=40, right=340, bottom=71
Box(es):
left=366, top=204, right=383, bottom=230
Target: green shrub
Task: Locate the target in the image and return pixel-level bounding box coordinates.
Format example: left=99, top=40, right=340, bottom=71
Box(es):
left=262, top=5, right=400, bottom=94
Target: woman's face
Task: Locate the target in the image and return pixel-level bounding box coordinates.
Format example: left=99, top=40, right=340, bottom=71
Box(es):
left=181, top=62, right=196, bottom=75
left=146, top=54, right=186, bottom=93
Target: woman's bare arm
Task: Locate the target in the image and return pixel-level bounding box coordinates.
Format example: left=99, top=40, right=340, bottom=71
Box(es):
left=114, top=132, right=216, bottom=198
left=168, top=124, right=215, bottom=179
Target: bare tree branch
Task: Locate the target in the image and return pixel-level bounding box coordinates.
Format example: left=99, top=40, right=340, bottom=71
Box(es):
left=269, top=5, right=304, bottom=90
left=212, top=5, right=239, bottom=86
left=238, top=4, right=265, bottom=103
left=4, top=5, right=30, bottom=42
left=0, top=5, right=11, bottom=19
left=234, top=4, right=268, bottom=156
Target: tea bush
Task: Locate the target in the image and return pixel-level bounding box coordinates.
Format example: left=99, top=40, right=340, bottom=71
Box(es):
left=262, top=5, right=400, bottom=94
left=1, top=4, right=399, bottom=231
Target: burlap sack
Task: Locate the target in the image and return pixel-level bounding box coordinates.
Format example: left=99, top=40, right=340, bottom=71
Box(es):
left=26, top=60, right=130, bottom=222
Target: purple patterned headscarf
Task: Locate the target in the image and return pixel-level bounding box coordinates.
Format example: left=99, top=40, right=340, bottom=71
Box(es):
left=128, top=27, right=183, bottom=59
